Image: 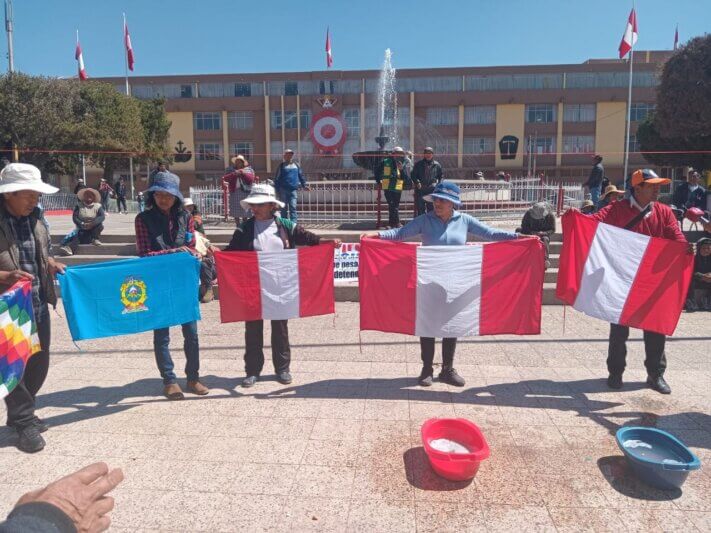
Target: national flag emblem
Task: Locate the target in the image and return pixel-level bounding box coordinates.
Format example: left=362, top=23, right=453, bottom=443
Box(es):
left=124, top=20, right=135, bottom=71
left=618, top=8, right=639, bottom=59
left=359, top=238, right=544, bottom=337
left=215, top=245, right=335, bottom=323
left=75, top=40, right=88, bottom=80
left=556, top=210, right=693, bottom=336
left=325, top=28, right=333, bottom=68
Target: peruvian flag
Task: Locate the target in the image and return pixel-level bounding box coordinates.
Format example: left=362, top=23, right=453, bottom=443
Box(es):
left=618, top=8, right=638, bottom=58
left=325, top=27, right=333, bottom=68
left=124, top=19, right=135, bottom=71
left=556, top=210, right=693, bottom=336
left=214, top=245, right=334, bottom=323
left=75, top=37, right=87, bottom=80
left=674, top=25, right=679, bottom=50
left=360, top=238, right=544, bottom=337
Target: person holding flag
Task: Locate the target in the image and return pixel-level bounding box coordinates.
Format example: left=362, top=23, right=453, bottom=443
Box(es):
left=134, top=171, right=212, bottom=400
left=221, top=183, right=340, bottom=388
left=589, top=169, right=711, bottom=394
left=0, top=163, right=66, bottom=453
left=363, top=181, right=521, bottom=387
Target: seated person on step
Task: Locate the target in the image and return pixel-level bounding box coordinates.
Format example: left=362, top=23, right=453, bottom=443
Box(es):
left=59, top=188, right=105, bottom=256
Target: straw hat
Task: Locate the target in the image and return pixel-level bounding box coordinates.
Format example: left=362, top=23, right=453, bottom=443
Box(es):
left=602, top=184, right=624, bottom=199
left=231, top=155, right=249, bottom=167
left=77, top=188, right=101, bottom=204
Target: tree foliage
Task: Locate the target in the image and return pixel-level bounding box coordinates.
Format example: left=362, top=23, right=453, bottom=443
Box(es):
left=0, top=73, right=172, bottom=179
left=640, top=34, right=711, bottom=170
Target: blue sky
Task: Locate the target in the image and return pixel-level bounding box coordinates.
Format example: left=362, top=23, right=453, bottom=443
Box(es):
left=4, top=0, right=710, bottom=78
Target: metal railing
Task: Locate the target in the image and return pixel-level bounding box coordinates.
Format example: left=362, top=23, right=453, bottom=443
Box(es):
left=190, top=178, right=586, bottom=227
left=41, top=193, right=141, bottom=214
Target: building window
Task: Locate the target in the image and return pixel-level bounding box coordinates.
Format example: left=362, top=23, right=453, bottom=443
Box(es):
left=526, top=104, right=556, bottom=123
left=272, top=110, right=312, bottom=129
left=194, top=112, right=221, bottom=131
left=231, top=142, right=254, bottom=162
left=284, top=81, right=298, bottom=96
left=234, top=83, right=252, bottom=97
left=396, top=76, right=461, bottom=93
left=196, top=143, right=223, bottom=161
left=434, top=138, right=458, bottom=155
left=463, top=137, right=495, bottom=155
left=343, top=108, right=360, bottom=138
left=228, top=111, right=253, bottom=130
left=465, top=73, right=564, bottom=91
left=299, top=109, right=312, bottom=129
left=464, top=106, right=495, bottom=125
left=563, top=104, right=596, bottom=122
left=628, top=134, right=641, bottom=153
left=562, top=135, right=595, bottom=153
left=630, top=103, right=655, bottom=122
left=426, top=107, right=458, bottom=126
left=566, top=71, right=658, bottom=89
left=180, top=84, right=193, bottom=98
left=526, top=136, right=555, bottom=154
left=319, top=80, right=335, bottom=94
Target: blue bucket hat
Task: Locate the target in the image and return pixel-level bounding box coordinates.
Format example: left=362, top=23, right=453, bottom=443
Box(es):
left=146, top=171, right=183, bottom=203
left=423, top=181, right=461, bottom=206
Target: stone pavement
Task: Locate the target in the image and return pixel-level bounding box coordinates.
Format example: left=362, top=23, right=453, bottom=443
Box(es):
left=0, top=301, right=709, bottom=532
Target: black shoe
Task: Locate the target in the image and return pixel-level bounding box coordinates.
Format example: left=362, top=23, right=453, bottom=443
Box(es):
left=607, top=374, right=623, bottom=390
left=647, top=375, right=671, bottom=395
left=17, top=425, right=46, bottom=453
left=418, top=369, right=433, bottom=387
left=31, top=417, right=49, bottom=433
left=242, top=375, right=258, bottom=388
left=438, top=368, right=465, bottom=387
left=277, top=372, right=293, bottom=385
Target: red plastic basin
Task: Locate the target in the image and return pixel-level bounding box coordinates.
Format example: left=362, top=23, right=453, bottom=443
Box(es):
left=421, top=418, right=490, bottom=481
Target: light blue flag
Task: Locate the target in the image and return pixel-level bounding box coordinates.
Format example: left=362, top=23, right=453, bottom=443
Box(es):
left=58, top=253, right=201, bottom=341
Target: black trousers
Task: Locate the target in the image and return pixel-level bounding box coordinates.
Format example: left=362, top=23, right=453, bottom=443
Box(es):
left=383, top=190, right=401, bottom=227
left=68, top=224, right=104, bottom=248
left=244, top=320, right=291, bottom=376
left=420, top=337, right=457, bottom=374
left=414, top=188, right=434, bottom=217
left=607, top=323, right=667, bottom=378
left=4, top=318, right=51, bottom=429
left=116, top=196, right=127, bottom=212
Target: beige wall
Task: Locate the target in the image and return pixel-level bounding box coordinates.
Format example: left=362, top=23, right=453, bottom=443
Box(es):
left=166, top=112, right=195, bottom=172
left=495, top=104, right=525, bottom=168
left=594, top=102, right=626, bottom=166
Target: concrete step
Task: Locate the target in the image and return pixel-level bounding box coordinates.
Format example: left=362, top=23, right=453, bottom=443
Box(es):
left=60, top=255, right=137, bottom=266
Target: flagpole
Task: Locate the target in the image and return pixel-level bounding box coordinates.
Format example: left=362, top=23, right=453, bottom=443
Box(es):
left=123, top=13, right=135, bottom=201
left=623, top=47, right=633, bottom=187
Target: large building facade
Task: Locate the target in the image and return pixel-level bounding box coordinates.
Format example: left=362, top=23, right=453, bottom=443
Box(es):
left=98, top=50, right=672, bottom=189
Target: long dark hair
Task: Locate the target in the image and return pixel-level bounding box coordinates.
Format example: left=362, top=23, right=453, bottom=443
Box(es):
left=144, top=191, right=182, bottom=215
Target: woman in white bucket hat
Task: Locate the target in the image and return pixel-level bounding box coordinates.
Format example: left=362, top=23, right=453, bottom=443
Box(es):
left=0, top=163, right=66, bottom=453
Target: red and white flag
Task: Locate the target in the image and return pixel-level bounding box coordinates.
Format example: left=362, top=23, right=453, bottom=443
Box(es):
left=673, top=24, right=679, bottom=50
left=618, top=8, right=638, bottom=58
left=325, top=28, right=333, bottom=68
left=124, top=18, right=135, bottom=71
left=360, top=238, right=544, bottom=337
left=75, top=34, right=87, bottom=80
left=214, top=245, right=334, bottom=323
left=556, top=210, right=693, bottom=336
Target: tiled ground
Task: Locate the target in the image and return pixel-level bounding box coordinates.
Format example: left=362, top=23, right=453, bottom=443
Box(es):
left=0, top=303, right=709, bottom=532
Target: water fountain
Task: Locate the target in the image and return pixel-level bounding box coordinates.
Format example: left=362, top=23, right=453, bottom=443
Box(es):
left=352, top=49, right=398, bottom=171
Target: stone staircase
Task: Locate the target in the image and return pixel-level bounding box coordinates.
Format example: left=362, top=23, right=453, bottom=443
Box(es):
left=53, top=230, right=704, bottom=305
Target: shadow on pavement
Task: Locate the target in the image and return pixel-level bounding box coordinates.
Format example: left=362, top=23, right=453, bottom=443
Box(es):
left=597, top=455, right=682, bottom=500
left=403, top=446, right=474, bottom=492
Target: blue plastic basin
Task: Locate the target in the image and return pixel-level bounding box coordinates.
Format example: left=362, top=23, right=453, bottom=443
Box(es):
left=615, top=427, right=701, bottom=490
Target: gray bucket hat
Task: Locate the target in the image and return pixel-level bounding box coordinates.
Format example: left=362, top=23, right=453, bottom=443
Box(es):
left=146, top=171, right=183, bottom=203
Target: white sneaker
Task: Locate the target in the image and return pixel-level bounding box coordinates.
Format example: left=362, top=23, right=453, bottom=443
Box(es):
left=59, top=245, right=73, bottom=256
left=92, top=239, right=102, bottom=246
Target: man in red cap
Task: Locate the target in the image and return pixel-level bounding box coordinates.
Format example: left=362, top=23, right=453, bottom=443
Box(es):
left=591, top=169, right=711, bottom=394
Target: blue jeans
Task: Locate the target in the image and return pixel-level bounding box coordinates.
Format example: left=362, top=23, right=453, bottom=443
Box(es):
left=590, top=186, right=601, bottom=208
left=153, top=321, right=200, bottom=385
left=278, top=188, right=299, bottom=223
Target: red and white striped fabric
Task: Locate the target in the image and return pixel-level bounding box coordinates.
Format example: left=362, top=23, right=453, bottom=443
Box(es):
left=214, top=245, right=334, bottom=323
left=618, top=8, right=638, bottom=58
left=556, top=210, right=693, bottom=336
left=124, top=19, right=135, bottom=71
left=359, top=238, right=544, bottom=337
left=75, top=40, right=87, bottom=80
left=325, top=27, right=333, bottom=68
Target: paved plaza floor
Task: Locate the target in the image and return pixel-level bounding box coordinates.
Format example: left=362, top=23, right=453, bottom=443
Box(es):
left=0, top=301, right=709, bottom=532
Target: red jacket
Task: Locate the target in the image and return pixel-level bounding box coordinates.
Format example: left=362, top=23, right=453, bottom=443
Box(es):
left=222, top=166, right=256, bottom=193
left=591, top=199, right=686, bottom=243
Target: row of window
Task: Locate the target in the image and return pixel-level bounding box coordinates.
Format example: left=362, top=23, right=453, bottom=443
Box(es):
left=130, top=71, right=659, bottom=100
left=194, top=103, right=653, bottom=132
left=196, top=142, right=255, bottom=162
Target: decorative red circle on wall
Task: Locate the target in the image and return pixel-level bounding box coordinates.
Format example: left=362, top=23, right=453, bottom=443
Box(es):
left=311, top=110, right=347, bottom=153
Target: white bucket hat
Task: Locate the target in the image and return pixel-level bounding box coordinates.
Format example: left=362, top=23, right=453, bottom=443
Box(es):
left=183, top=197, right=195, bottom=207
left=0, top=163, right=59, bottom=194
left=240, top=183, right=285, bottom=211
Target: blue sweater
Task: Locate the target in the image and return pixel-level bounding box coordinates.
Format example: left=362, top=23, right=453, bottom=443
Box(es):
left=379, top=211, right=518, bottom=246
